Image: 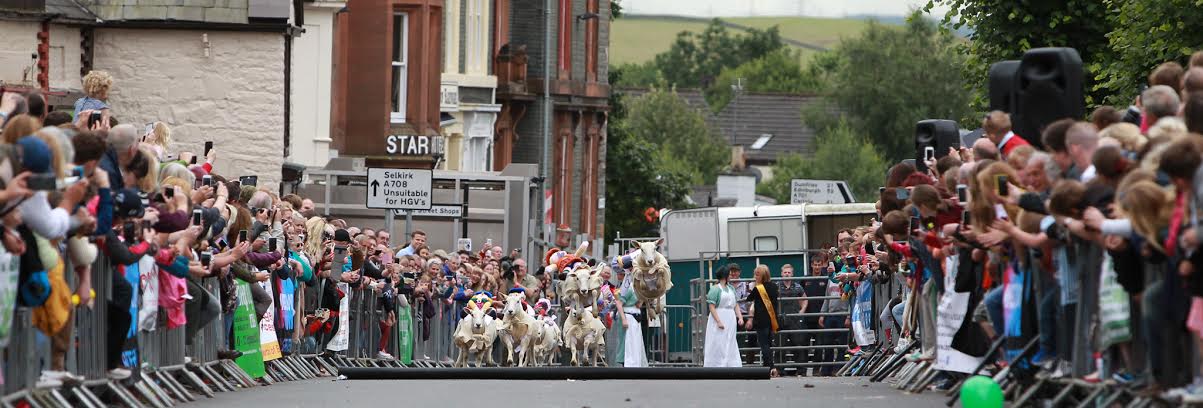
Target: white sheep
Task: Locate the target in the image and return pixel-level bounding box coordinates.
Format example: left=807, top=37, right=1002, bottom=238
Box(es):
left=452, top=304, right=498, bottom=368
left=496, top=292, right=538, bottom=367
left=562, top=305, right=606, bottom=367
left=629, top=239, right=672, bottom=322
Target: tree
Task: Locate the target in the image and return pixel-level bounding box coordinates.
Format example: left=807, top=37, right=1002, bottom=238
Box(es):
left=624, top=89, right=730, bottom=184
left=705, top=48, right=821, bottom=111
left=1095, top=0, right=1203, bottom=106
left=652, top=19, right=788, bottom=89
left=809, top=14, right=973, bottom=162
left=925, top=0, right=1115, bottom=108
left=611, top=61, right=664, bottom=88
left=757, top=123, right=889, bottom=204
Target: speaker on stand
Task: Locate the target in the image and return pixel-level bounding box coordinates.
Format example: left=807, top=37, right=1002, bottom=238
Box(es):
left=914, top=119, right=960, bottom=174
left=988, top=60, right=1021, bottom=113
left=1012, top=48, right=1084, bottom=150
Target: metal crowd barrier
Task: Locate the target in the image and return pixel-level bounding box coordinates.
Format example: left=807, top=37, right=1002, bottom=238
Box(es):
left=689, top=276, right=854, bottom=373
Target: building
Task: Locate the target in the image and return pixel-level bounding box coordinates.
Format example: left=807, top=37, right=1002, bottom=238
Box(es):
left=495, top=0, right=611, bottom=244
left=0, top=0, right=303, bottom=191
left=331, top=0, right=444, bottom=169
left=439, top=0, right=501, bottom=172
left=289, top=0, right=346, bottom=169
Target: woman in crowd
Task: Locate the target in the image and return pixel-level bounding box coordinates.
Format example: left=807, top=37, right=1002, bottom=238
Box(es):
left=703, top=264, right=743, bottom=367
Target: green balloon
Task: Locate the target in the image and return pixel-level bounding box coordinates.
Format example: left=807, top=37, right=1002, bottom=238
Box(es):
left=959, top=375, right=1004, bottom=408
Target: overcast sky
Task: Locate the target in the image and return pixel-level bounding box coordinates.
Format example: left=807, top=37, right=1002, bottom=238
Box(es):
left=621, top=0, right=950, bottom=18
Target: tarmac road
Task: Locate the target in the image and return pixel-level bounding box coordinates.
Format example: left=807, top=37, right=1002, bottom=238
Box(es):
left=186, top=375, right=946, bottom=408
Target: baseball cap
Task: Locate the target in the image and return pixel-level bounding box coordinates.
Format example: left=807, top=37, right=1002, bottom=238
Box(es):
left=16, top=136, right=51, bottom=174
left=113, top=188, right=145, bottom=218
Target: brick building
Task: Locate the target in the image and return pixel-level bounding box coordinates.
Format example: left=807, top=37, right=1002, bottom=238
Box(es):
left=331, top=0, right=444, bottom=169
left=494, top=0, right=611, bottom=243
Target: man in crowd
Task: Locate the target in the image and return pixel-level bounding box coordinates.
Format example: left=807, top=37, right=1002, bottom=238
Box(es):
left=776, top=263, right=806, bottom=375
left=394, top=230, right=427, bottom=257
left=984, top=111, right=1030, bottom=158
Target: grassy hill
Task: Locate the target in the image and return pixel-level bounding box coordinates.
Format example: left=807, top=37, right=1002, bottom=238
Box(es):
left=609, top=15, right=874, bottom=66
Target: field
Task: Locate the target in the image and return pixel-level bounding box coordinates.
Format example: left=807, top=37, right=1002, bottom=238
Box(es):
left=609, top=16, right=875, bottom=66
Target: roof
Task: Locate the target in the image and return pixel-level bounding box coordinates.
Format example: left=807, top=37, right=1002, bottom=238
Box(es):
left=0, top=0, right=95, bottom=23
left=622, top=88, right=830, bottom=165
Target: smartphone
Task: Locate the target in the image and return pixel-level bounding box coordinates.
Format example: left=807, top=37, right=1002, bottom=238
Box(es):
left=238, top=229, right=248, bottom=243
left=956, top=184, right=968, bottom=203
left=88, top=111, right=101, bottom=128
left=879, top=187, right=885, bottom=196
left=330, top=246, right=347, bottom=280
left=962, top=210, right=971, bottom=227
left=202, top=174, right=212, bottom=187
left=240, top=176, right=258, bottom=187
left=909, top=216, right=921, bottom=235
left=486, top=238, right=493, bottom=246
left=895, top=188, right=910, bottom=201
left=192, top=209, right=203, bottom=226
left=165, top=186, right=175, bottom=198
left=996, top=175, right=1009, bottom=197
left=204, top=141, right=213, bottom=157
left=122, top=222, right=136, bottom=242
left=190, top=156, right=197, bottom=165
left=200, top=251, right=212, bottom=267
left=27, top=173, right=56, bottom=191
left=924, top=146, right=935, bottom=161
left=269, top=237, right=278, bottom=252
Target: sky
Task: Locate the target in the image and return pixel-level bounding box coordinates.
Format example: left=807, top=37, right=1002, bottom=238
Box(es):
left=620, top=0, right=950, bottom=19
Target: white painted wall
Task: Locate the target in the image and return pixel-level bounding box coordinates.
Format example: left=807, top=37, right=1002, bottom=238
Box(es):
left=48, top=25, right=82, bottom=91
left=290, top=4, right=339, bottom=168
left=94, top=28, right=286, bottom=190
left=0, top=21, right=42, bottom=87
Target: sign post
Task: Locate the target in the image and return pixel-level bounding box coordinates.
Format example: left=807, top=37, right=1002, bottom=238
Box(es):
left=789, top=179, right=856, bottom=204
left=367, top=168, right=433, bottom=243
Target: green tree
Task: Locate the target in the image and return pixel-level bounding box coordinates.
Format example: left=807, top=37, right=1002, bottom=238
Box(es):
left=705, top=48, right=821, bottom=111
left=652, top=19, right=788, bottom=89
left=809, top=14, right=973, bottom=162
left=624, top=89, right=730, bottom=184
left=757, top=123, right=889, bottom=203
left=611, top=61, right=664, bottom=88
left=1095, top=0, right=1203, bottom=106
left=604, top=75, right=692, bottom=243
left=925, top=0, right=1115, bottom=108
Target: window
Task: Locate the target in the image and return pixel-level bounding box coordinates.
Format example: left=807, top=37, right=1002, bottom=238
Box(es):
left=391, top=13, right=409, bottom=123
left=751, top=133, right=773, bottom=150
left=466, top=0, right=487, bottom=74
left=753, top=236, right=779, bottom=252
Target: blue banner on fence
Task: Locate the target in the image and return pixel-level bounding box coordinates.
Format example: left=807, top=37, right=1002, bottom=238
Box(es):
left=851, top=282, right=875, bottom=346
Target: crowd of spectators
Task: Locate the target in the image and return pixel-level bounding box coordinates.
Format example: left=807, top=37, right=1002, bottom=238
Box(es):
left=731, top=52, right=1203, bottom=403
left=0, top=71, right=572, bottom=388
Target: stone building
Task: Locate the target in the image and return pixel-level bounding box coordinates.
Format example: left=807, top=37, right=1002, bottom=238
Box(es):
left=494, top=0, right=611, bottom=244
left=439, top=0, right=501, bottom=173
left=0, top=0, right=310, bottom=192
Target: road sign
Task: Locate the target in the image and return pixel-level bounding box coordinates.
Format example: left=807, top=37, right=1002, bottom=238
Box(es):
left=366, top=168, right=433, bottom=210
left=392, top=204, right=463, bottom=218
left=790, top=179, right=856, bottom=204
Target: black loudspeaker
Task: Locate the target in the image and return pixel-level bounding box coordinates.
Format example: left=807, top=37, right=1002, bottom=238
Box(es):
left=1013, top=47, right=1084, bottom=150
left=914, top=119, right=960, bottom=173
left=988, top=60, right=1020, bottom=113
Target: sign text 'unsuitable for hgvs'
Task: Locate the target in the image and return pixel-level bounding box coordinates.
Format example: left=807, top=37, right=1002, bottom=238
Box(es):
left=366, top=168, right=433, bottom=210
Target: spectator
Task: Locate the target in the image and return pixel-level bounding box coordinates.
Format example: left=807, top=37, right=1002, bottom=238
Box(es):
left=1142, top=85, right=1181, bottom=134
left=74, top=70, right=113, bottom=117
left=983, top=111, right=1030, bottom=158
left=744, top=264, right=780, bottom=377
left=394, top=230, right=427, bottom=257
left=775, top=263, right=805, bottom=373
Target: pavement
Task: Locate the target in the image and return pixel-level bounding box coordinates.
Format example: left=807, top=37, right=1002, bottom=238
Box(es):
left=184, top=375, right=947, bottom=408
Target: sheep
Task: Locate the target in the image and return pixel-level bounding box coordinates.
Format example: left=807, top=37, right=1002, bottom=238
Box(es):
left=630, top=239, right=672, bottom=322
left=562, top=305, right=607, bottom=367
left=560, top=263, right=604, bottom=316
left=452, top=304, right=499, bottom=368
left=531, top=314, right=563, bottom=367
left=496, top=292, right=538, bottom=367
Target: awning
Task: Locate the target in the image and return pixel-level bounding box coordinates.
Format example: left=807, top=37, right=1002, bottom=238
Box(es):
left=440, top=112, right=458, bottom=127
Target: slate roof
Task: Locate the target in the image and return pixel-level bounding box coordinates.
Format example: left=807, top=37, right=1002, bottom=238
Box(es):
left=0, top=0, right=96, bottom=22
left=622, top=88, right=829, bottom=166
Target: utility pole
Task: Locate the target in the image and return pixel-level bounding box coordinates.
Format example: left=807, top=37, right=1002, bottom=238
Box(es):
left=731, top=77, right=744, bottom=146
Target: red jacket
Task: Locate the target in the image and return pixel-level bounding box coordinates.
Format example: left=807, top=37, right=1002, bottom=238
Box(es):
left=999, top=132, right=1030, bottom=157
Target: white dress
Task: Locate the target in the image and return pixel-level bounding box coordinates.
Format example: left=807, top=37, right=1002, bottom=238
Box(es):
left=620, top=282, right=648, bottom=367
left=703, top=284, right=742, bottom=367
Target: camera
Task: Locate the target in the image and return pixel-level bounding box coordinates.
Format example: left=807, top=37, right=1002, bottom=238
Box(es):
left=200, top=251, right=212, bottom=267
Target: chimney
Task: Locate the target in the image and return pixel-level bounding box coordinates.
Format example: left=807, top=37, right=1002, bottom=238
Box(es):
left=730, top=145, right=746, bottom=171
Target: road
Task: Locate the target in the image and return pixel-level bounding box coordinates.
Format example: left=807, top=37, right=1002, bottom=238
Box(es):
left=186, top=375, right=945, bottom=408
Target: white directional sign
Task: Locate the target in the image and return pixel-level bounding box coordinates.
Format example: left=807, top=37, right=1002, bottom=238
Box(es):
left=366, top=168, right=432, bottom=210
left=393, top=204, right=463, bottom=218
left=790, top=179, right=856, bottom=204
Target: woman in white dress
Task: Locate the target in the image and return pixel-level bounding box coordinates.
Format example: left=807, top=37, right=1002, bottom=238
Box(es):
left=704, top=265, right=744, bottom=367
left=618, top=270, right=648, bottom=367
